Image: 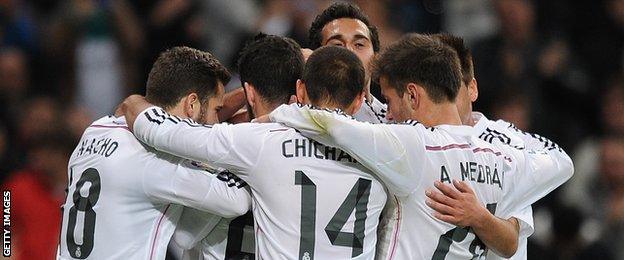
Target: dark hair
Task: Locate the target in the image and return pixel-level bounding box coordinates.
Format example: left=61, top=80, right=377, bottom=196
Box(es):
left=146, top=46, right=231, bottom=109
left=431, top=33, right=474, bottom=86
left=373, top=33, right=462, bottom=103
left=303, top=46, right=365, bottom=108
left=237, top=33, right=304, bottom=106
left=308, top=2, right=380, bottom=52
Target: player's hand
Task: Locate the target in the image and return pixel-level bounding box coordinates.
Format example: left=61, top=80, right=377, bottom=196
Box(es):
left=425, top=180, right=490, bottom=228
left=119, top=94, right=152, bottom=131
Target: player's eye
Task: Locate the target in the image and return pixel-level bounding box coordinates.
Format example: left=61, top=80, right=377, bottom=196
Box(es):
left=328, top=40, right=345, bottom=47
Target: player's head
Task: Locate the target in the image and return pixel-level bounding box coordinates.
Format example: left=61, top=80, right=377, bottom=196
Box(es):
left=431, top=33, right=479, bottom=125
left=297, top=46, right=366, bottom=115
left=309, top=2, right=379, bottom=85
left=146, top=46, right=230, bottom=124
left=238, top=33, right=304, bottom=119
left=373, top=33, right=462, bottom=122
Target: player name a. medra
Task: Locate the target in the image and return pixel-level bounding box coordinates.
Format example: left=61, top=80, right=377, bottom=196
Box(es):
left=440, top=161, right=503, bottom=189
left=281, top=138, right=358, bottom=163
left=76, top=137, right=120, bottom=158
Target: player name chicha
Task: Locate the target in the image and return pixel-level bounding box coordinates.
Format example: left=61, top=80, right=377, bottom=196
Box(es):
left=281, top=138, right=358, bottom=163
left=440, top=162, right=503, bottom=189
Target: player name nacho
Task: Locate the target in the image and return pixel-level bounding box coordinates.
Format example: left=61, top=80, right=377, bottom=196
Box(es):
left=281, top=138, right=358, bottom=163
left=76, top=137, right=120, bottom=158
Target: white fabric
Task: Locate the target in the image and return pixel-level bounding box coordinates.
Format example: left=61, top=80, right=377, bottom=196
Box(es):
left=471, top=112, right=573, bottom=260
left=133, top=107, right=388, bottom=260
left=269, top=104, right=574, bottom=260
left=353, top=95, right=387, bottom=124
left=57, top=116, right=250, bottom=260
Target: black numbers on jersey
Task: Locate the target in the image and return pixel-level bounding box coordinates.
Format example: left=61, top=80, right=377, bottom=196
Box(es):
left=295, top=170, right=372, bottom=260
left=66, top=168, right=101, bottom=259
left=431, top=203, right=497, bottom=260
left=226, top=212, right=255, bottom=259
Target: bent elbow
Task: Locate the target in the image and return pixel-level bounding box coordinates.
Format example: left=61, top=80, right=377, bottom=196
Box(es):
left=218, top=206, right=248, bottom=219
left=499, top=240, right=518, bottom=258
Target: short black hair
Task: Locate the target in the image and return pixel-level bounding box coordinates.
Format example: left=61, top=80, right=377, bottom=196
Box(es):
left=308, top=2, right=380, bottom=52
left=373, top=33, right=462, bottom=103
left=237, top=33, right=304, bottom=106
left=303, top=46, right=365, bottom=108
left=431, top=33, right=474, bottom=86
left=146, top=46, right=231, bottom=109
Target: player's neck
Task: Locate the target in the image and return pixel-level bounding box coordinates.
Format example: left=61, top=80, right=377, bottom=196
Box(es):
left=364, top=80, right=372, bottom=102
left=314, top=101, right=353, bottom=115
left=253, top=102, right=276, bottom=118
left=463, top=111, right=476, bottom=126
left=418, top=102, right=463, bottom=127
left=167, top=105, right=190, bottom=120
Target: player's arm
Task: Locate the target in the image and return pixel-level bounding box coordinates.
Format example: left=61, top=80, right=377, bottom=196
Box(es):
left=143, top=160, right=252, bottom=218
left=218, top=88, right=248, bottom=123
left=425, top=180, right=519, bottom=257
left=121, top=95, right=258, bottom=175
left=501, top=146, right=574, bottom=213
left=270, top=103, right=420, bottom=197
left=504, top=122, right=575, bottom=203
left=173, top=207, right=222, bottom=250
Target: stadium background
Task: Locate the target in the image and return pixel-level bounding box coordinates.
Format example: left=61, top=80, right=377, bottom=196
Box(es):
left=1, top=0, right=623, bottom=259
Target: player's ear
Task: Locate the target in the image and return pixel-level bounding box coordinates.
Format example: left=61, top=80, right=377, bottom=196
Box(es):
left=184, top=92, right=200, bottom=118
left=406, top=83, right=420, bottom=110
left=296, top=79, right=308, bottom=104
left=469, top=78, right=479, bottom=102
left=349, top=91, right=365, bottom=114
left=243, top=82, right=256, bottom=109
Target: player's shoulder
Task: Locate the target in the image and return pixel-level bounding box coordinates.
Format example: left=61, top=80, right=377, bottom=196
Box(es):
left=232, top=122, right=296, bottom=134
left=73, top=116, right=145, bottom=158
left=84, top=115, right=131, bottom=134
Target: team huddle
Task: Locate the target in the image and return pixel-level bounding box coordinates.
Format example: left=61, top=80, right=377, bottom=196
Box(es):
left=56, top=3, right=573, bottom=260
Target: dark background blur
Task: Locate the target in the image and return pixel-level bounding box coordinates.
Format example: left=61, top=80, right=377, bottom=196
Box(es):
left=1, top=0, right=623, bottom=259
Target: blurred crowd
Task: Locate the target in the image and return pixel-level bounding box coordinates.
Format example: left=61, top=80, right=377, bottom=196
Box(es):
left=0, top=0, right=623, bottom=259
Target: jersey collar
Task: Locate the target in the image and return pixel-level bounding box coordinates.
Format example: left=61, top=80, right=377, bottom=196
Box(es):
left=436, top=124, right=476, bottom=136
left=471, top=111, right=490, bottom=135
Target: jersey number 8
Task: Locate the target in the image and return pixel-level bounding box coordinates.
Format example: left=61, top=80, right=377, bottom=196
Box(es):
left=65, top=168, right=101, bottom=259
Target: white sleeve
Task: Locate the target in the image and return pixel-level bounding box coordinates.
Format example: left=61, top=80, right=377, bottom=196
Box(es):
left=270, top=104, right=422, bottom=197
left=133, top=106, right=261, bottom=175
left=498, top=147, right=574, bottom=218
left=512, top=206, right=534, bottom=240
left=173, top=207, right=223, bottom=250
left=142, top=158, right=252, bottom=218
left=504, top=121, right=575, bottom=198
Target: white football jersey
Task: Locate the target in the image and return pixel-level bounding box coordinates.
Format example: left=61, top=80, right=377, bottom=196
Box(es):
left=132, top=107, right=388, bottom=260
left=354, top=95, right=387, bottom=123
left=470, top=112, right=572, bottom=260
left=57, top=116, right=251, bottom=260
left=174, top=185, right=255, bottom=260
left=178, top=214, right=255, bottom=260
left=268, top=104, right=574, bottom=260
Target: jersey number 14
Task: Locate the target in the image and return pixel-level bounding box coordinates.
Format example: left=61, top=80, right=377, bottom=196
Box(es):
left=295, top=170, right=371, bottom=260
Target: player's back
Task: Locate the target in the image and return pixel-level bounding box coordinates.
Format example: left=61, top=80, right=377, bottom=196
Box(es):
left=218, top=123, right=388, bottom=260
left=370, top=122, right=513, bottom=260
left=58, top=116, right=184, bottom=259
